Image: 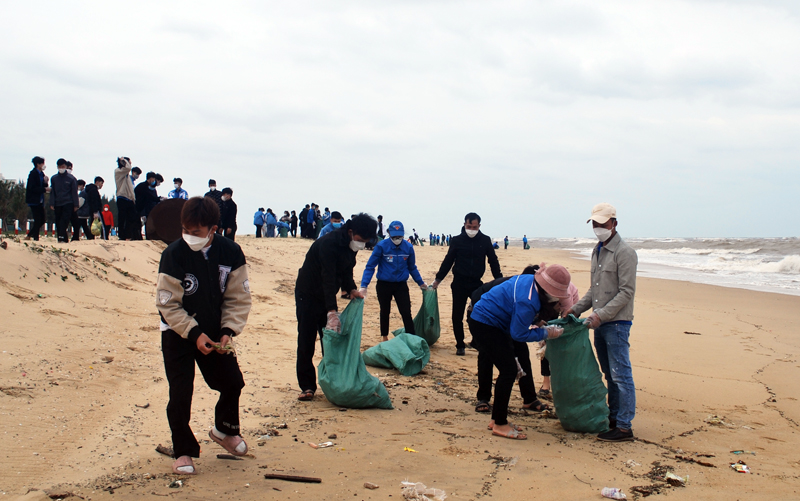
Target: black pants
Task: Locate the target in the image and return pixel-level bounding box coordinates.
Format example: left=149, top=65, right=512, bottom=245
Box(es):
left=291, top=224, right=297, bottom=237
left=70, top=211, right=81, bottom=241
left=117, top=198, right=139, bottom=240
left=162, top=330, right=245, bottom=459
left=224, top=228, right=237, bottom=241
left=451, top=278, right=482, bottom=349
left=255, top=225, right=262, bottom=238
left=27, top=205, right=45, bottom=240
left=470, top=319, right=518, bottom=426
left=376, top=280, right=415, bottom=337
left=54, top=205, right=73, bottom=242
left=295, top=290, right=327, bottom=392
left=541, top=357, right=551, bottom=377
left=471, top=317, right=537, bottom=404
left=79, top=218, right=93, bottom=240
left=103, top=224, right=112, bottom=240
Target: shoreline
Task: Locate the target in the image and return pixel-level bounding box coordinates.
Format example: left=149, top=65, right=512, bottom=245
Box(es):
left=1, top=238, right=799, bottom=499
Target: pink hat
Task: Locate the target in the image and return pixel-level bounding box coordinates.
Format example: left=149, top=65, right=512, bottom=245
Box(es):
left=536, top=263, right=571, bottom=299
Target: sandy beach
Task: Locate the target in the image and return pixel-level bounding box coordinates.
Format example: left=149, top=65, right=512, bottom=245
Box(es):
left=1, top=235, right=799, bottom=500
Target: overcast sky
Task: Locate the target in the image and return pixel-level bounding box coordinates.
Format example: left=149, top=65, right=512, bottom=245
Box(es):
left=1, top=1, right=798, bottom=238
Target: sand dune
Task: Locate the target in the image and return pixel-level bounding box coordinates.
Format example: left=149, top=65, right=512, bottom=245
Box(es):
left=1, top=235, right=799, bottom=500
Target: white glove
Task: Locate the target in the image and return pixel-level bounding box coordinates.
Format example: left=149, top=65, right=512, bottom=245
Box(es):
left=359, top=287, right=368, bottom=299
left=545, top=325, right=564, bottom=340
left=430, top=280, right=440, bottom=290
left=514, top=357, right=526, bottom=380
left=325, top=311, right=341, bottom=333
left=420, top=283, right=428, bottom=291
left=583, top=312, right=601, bottom=329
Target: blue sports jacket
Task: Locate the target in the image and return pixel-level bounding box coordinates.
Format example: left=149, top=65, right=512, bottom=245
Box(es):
left=265, top=212, right=278, bottom=225
left=360, top=238, right=424, bottom=288
left=253, top=211, right=266, bottom=226
left=319, top=222, right=339, bottom=238
left=470, top=274, right=548, bottom=342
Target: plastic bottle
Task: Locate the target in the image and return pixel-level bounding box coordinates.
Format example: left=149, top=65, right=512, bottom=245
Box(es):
left=601, top=487, right=627, bottom=500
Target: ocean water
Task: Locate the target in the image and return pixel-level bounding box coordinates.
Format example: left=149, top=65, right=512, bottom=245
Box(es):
left=507, top=237, right=800, bottom=296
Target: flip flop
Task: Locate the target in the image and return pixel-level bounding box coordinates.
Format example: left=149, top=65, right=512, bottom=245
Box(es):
left=488, top=421, right=523, bottom=431
left=522, top=400, right=551, bottom=412
left=297, top=390, right=315, bottom=401
left=208, top=430, right=248, bottom=456
left=492, top=427, right=527, bottom=440
left=475, top=401, right=491, bottom=413
left=172, top=455, right=196, bottom=475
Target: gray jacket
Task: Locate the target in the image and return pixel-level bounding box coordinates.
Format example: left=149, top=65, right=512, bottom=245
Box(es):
left=49, top=172, right=79, bottom=208
left=572, top=232, right=637, bottom=323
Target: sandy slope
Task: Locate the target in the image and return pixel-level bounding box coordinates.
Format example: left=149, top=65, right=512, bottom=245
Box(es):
left=1, top=234, right=799, bottom=500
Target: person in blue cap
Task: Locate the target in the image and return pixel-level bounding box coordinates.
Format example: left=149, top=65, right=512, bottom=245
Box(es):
left=360, top=220, right=428, bottom=342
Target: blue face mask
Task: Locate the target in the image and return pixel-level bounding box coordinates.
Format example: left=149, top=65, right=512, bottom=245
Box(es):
left=332, top=222, right=342, bottom=228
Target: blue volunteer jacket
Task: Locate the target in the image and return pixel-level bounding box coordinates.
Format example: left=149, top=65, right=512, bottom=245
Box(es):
left=253, top=211, right=266, bottom=226
left=318, top=222, right=339, bottom=238
left=265, top=212, right=278, bottom=225
left=470, top=274, right=549, bottom=342
left=360, top=238, right=424, bottom=288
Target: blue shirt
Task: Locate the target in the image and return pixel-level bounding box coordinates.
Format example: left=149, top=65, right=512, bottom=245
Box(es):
left=168, top=188, right=188, bottom=200
left=470, top=274, right=548, bottom=342
left=360, top=238, right=424, bottom=288
left=319, top=222, right=341, bottom=238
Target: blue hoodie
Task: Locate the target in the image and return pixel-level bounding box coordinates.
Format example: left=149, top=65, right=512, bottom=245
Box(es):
left=470, top=274, right=549, bottom=342
left=360, top=238, right=424, bottom=288
left=253, top=210, right=266, bottom=226
left=265, top=212, right=278, bottom=225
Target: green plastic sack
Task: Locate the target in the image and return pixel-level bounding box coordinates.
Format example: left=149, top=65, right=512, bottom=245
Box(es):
left=91, top=218, right=102, bottom=236
left=318, top=299, right=393, bottom=409
left=544, top=315, right=609, bottom=433
left=392, top=288, right=440, bottom=346
left=279, top=227, right=288, bottom=238
left=362, top=333, right=430, bottom=376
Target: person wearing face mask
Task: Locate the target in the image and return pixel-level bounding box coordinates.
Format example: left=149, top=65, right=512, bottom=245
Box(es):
left=565, top=203, right=638, bottom=443
left=168, top=178, right=189, bottom=200
left=253, top=208, right=266, bottom=238
left=204, top=179, right=224, bottom=231
left=468, top=264, right=570, bottom=439
left=135, top=171, right=162, bottom=234
left=25, top=156, right=50, bottom=241
left=294, top=213, right=377, bottom=402
left=101, top=204, right=114, bottom=240
left=432, top=212, right=502, bottom=356
left=49, top=158, right=80, bottom=243
left=155, top=196, right=252, bottom=475
left=114, top=156, right=139, bottom=240
left=263, top=208, right=278, bottom=237
left=219, top=188, right=237, bottom=240
left=318, top=211, right=344, bottom=238
left=359, top=220, right=427, bottom=342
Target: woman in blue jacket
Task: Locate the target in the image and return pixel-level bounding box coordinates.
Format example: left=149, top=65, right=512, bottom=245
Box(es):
left=469, top=264, right=572, bottom=439
left=360, top=221, right=427, bottom=342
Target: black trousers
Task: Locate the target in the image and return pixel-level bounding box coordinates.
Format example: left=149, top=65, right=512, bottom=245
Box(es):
left=162, top=330, right=245, bottom=459
left=295, top=290, right=327, bottom=392
left=291, top=224, right=297, bottom=237
left=376, top=280, right=415, bottom=337
left=451, top=277, right=482, bottom=349
left=225, top=228, right=237, bottom=241
left=541, top=357, right=551, bottom=377
left=53, top=205, right=73, bottom=242
left=103, top=224, right=112, bottom=240
left=70, top=211, right=81, bottom=241
left=117, top=198, right=139, bottom=240
left=470, top=319, right=518, bottom=426
left=255, top=225, right=262, bottom=238
left=470, top=316, right=537, bottom=404
left=27, top=205, right=45, bottom=240
left=78, top=218, right=93, bottom=240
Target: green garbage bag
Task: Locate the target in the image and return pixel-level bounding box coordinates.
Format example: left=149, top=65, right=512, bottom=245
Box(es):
left=544, top=315, right=609, bottom=433
left=279, top=227, right=288, bottom=238
left=392, top=288, right=440, bottom=346
left=362, top=333, right=430, bottom=376
left=318, top=299, right=393, bottom=409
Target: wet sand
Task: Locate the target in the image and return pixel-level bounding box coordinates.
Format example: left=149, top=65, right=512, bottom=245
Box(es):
left=1, top=235, right=799, bottom=500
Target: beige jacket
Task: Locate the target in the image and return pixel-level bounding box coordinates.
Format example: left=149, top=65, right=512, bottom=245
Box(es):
left=572, top=233, right=637, bottom=323
left=114, top=159, right=135, bottom=201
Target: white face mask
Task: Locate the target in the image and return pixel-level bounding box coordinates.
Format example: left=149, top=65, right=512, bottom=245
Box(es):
left=174, top=184, right=180, bottom=190
left=222, top=195, right=230, bottom=201
left=465, top=229, right=478, bottom=238
left=350, top=239, right=366, bottom=252
left=594, top=227, right=612, bottom=242
left=67, top=169, right=73, bottom=174
left=58, top=168, right=66, bottom=174
left=391, top=237, right=403, bottom=245
left=209, top=186, right=217, bottom=191
left=183, top=230, right=212, bottom=252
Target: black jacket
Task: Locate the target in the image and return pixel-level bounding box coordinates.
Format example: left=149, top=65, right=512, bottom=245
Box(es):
left=298, top=208, right=309, bottom=226
left=156, top=234, right=251, bottom=343
left=295, top=228, right=358, bottom=312
left=221, top=199, right=238, bottom=230
left=204, top=190, right=224, bottom=222
left=84, top=183, right=102, bottom=214
left=435, top=228, right=502, bottom=284
left=134, top=182, right=160, bottom=217
left=26, top=168, right=47, bottom=206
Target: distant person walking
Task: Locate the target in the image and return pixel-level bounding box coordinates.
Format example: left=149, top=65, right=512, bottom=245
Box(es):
left=503, top=236, right=508, bottom=250
left=523, top=235, right=528, bottom=250
left=25, top=156, right=50, bottom=241
left=290, top=210, right=298, bottom=237
left=431, top=212, right=502, bottom=356
left=101, top=204, right=114, bottom=240
left=49, top=159, right=79, bottom=243
left=219, top=188, right=237, bottom=240
left=565, top=203, right=638, bottom=443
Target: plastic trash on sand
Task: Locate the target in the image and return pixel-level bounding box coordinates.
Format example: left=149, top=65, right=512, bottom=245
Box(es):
left=665, top=472, right=687, bottom=487
left=401, top=481, right=446, bottom=501
left=601, top=487, right=626, bottom=499
left=731, top=460, right=751, bottom=473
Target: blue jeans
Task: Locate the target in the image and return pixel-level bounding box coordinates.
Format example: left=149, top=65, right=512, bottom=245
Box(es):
left=266, top=224, right=276, bottom=237
left=594, top=323, right=636, bottom=430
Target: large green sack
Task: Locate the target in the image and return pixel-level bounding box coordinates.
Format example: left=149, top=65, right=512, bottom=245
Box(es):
left=362, top=333, right=430, bottom=376
left=545, top=315, right=609, bottom=433
left=318, top=299, right=393, bottom=409
left=392, top=288, right=440, bottom=346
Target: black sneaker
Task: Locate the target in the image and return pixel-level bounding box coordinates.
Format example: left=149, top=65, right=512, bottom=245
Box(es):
left=608, top=419, right=616, bottom=431
left=597, top=428, right=634, bottom=442
left=456, top=347, right=466, bottom=356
